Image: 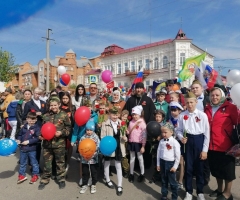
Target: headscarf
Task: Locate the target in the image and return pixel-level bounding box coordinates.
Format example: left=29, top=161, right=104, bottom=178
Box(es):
left=210, top=87, right=226, bottom=107
left=112, top=90, right=121, bottom=103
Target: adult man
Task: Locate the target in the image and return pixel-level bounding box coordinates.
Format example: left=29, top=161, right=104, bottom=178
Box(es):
left=165, top=80, right=185, bottom=106
left=0, top=87, right=15, bottom=138
left=88, top=83, right=100, bottom=111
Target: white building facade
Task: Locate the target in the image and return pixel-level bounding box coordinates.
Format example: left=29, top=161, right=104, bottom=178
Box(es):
left=100, top=29, right=214, bottom=89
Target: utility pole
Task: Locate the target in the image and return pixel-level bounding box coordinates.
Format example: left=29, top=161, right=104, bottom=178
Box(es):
left=42, top=29, right=54, bottom=92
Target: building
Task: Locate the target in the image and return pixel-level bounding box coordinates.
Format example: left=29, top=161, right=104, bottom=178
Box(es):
left=100, top=29, right=214, bottom=89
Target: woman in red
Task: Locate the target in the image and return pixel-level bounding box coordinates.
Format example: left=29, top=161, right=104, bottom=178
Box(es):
left=205, top=87, right=239, bottom=200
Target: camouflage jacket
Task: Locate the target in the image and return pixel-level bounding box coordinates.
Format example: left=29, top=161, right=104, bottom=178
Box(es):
left=42, top=110, right=72, bottom=149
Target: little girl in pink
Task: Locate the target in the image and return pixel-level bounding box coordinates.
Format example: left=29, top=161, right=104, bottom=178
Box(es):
left=127, top=105, right=146, bottom=183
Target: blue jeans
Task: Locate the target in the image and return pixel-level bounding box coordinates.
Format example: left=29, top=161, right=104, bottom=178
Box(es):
left=160, top=159, right=178, bottom=200
left=19, top=150, right=39, bottom=176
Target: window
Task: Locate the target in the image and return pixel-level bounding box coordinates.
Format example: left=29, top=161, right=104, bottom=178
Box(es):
left=154, top=58, right=159, bottom=69
left=163, top=56, right=168, bottom=68
left=180, top=53, right=185, bottom=66
left=118, top=82, right=121, bottom=87
left=145, top=80, right=150, bottom=90
left=131, top=61, right=135, bottom=72
left=40, top=67, right=43, bottom=72
left=145, top=59, right=150, bottom=70
left=85, top=77, right=89, bottom=84
left=138, top=60, right=142, bottom=71
left=124, top=82, right=128, bottom=87
left=117, top=64, right=121, bottom=74
left=124, top=63, right=128, bottom=71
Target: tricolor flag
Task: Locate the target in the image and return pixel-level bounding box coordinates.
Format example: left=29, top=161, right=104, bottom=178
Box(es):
left=127, top=68, right=144, bottom=96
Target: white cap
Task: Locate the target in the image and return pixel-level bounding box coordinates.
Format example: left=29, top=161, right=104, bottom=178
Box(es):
left=132, top=105, right=143, bottom=116
left=169, top=101, right=184, bottom=110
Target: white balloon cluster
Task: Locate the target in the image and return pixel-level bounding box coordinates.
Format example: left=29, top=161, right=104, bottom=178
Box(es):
left=227, top=69, right=240, bottom=107
left=57, top=65, right=66, bottom=75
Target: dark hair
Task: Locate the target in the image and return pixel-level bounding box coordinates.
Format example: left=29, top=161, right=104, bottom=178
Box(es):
left=61, top=91, right=73, bottom=111
left=113, top=87, right=119, bottom=92
left=166, top=79, right=174, bottom=86
left=50, top=89, right=58, bottom=95
left=23, top=89, right=32, bottom=95
left=56, top=85, right=62, bottom=90
left=176, top=82, right=181, bottom=87
left=27, top=111, right=37, bottom=119
left=154, top=109, right=166, bottom=119
left=75, top=84, right=86, bottom=101
left=90, top=83, right=97, bottom=87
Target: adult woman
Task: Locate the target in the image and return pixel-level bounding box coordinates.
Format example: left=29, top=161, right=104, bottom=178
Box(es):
left=205, top=87, right=239, bottom=200
left=108, top=90, right=125, bottom=113
left=72, top=84, right=87, bottom=110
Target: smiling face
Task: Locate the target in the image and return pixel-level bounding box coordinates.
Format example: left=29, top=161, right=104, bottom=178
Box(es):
left=113, top=92, right=120, bottom=102
left=50, top=101, right=61, bottom=113
left=210, top=89, right=222, bottom=105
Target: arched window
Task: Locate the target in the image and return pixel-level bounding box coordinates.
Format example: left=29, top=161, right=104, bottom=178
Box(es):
left=154, top=57, right=159, bottom=69
left=163, top=56, right=168, bottom=68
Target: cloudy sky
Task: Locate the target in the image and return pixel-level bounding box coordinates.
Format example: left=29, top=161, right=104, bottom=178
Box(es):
left=0, top=0, right=239, bottom=75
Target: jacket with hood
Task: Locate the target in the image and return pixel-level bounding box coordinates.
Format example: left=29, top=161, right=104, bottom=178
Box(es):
left=1, top=94, right=15, bottom=118
left=7, top=100, right=19, bottom=121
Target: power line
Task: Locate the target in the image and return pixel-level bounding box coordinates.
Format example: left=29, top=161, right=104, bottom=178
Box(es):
left=215, top=58, right=240, bottom=61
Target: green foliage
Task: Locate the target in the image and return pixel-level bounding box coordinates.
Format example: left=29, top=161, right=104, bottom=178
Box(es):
left=49, top=82, right=55, bottom=91
left=0, top=47, right=18, bottom=82
left=69, top=83, right=77, bottom=89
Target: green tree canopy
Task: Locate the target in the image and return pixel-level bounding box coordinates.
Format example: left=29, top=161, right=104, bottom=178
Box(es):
left=0, top=47, right=18, bottom=82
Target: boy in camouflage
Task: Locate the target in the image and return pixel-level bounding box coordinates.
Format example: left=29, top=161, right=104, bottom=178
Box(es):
left=38, top=97, right=71, bottom=190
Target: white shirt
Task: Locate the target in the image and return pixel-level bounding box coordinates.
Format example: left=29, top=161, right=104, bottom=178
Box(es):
left=157, top=136, right=180, bottom=169
left=196, top=93, right=204, bottom=111
left=176, top=109, right=210, bottom=152
left=33, top=99, right=41, bottom=109
left=72, top=96, right=82, bottom=110
left=110, top=120, right=118, bottom=134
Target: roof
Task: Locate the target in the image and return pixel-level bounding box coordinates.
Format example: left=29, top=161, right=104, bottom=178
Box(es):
left=66, top=49, right=75, bottom=54
left=22, top=65, right=38, bottom=75
left=85, top=69, right=102, bottom=75
left=77, top=59, right=93, bottom=68
left=174, top=29, right=190, bottom=40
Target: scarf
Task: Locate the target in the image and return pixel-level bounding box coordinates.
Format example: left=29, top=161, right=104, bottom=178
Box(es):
left=112, top=90, right=121, bottom=103
left=210, top=87, right=226, bottom=107
left=170, top=117, right=178, bottom=127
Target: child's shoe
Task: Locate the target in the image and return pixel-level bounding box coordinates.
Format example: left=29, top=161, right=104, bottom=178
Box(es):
left=137, top=174, right=145, bottom=182
left=79, top=185, right=88, bottom=194
left=90, top=185, right=96, bottom=194
left=29, top=175, right=38, bottom=184
left=17, top=175, right=27, bottom=184
left=128, top=174, right=134, bottom=183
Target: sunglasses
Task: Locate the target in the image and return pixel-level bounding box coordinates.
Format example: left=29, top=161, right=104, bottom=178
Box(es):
left=90, top=87, right=97, bottom=89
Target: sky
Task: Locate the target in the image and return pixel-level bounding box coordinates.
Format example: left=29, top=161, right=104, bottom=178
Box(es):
left=0, top=0, right=240, bottom=75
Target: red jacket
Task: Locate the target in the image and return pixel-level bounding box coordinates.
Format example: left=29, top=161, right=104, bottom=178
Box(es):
left=165, top=93, right=185, bottom=106
left=205, top=101, right=239, bottom=152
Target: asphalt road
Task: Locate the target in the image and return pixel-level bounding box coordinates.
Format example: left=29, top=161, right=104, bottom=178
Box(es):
left=0, top=147, right=240, bottom=200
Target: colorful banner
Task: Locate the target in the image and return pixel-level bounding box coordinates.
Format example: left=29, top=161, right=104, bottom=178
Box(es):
left=106, top=81, right=114, bottom=89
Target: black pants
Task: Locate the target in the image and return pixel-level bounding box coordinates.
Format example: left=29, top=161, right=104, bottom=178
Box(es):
left=82, top=164, right=98, bottom=186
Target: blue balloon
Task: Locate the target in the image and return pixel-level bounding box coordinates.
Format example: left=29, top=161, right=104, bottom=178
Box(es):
left=0, top=139, right=17, bottom=156
left=86, top=92, right=90, bottom=95
left=122, top=88, right=125, bottom=92
left=60, top=78, right=67, bottom=86
left=100, top=136, right=117, bottom=156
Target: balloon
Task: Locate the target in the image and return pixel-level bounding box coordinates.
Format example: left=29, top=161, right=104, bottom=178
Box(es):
left=41, top=122, right=56, bottom=140
left=172, top=84, right=180, bottom=91
left=0, top=139, right=17, bottom=156
left=230, top=83, right=240, bottom=107
left=57, top=65, right=66, bottom=75
left=86, top=92, right=90, bottom=95
left=75, top=106, right=91, bottom=126
left=120, top=85, right=123, bottom=89
left=100, top=136, right=117, bottom=156
left=60, top=78, right=67, bottom=86
left=146, top=121, right=161, bottom=138
left=78, top=138, right=96, bottom=160
left=122, top=88, right=125, bottom=92
left=101, top=70, right=113, bottom=83
left=61, top=73, right=71, bottom=85
left=227, top=70, right=240, bottom=86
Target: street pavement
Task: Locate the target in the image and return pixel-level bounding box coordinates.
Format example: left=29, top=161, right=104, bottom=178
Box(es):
left=0, top=147, right=240, bottom=200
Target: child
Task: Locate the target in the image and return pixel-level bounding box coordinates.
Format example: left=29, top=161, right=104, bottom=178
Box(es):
left=149, top=109, right=166, bottom=184
left=120, top=109, right=130, bottom=178
left=79, top=120, right=100, bottom=194
left=101, top=107, right=127, bottom=196
left=127, top=105, right=146, bottom=183
left=157, top=122, right=180, bottom=200
left=38, top=97, right=72, bottom=190
left=16, top=111, right=40, bottom=184
left=154, top=89, right=169, bottom=122
left=96, top=100, right=109, bottom=136
left=176, top=92, right=210, bottom=200
left=71, top=100, right=98, bottom=186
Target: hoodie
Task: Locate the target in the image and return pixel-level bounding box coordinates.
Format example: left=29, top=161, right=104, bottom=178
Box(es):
left=7, top=100, right=19, bottom=121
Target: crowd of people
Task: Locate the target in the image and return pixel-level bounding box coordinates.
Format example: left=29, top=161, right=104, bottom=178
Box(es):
left=0, top=79, right=239, bottom=200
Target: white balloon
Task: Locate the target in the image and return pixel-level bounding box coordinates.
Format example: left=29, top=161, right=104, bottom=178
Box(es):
left=57, top=65, right=66, bottom=75
left=230, top=83, right=240, bottom=107
left=226, top=69, right=240, bottom=86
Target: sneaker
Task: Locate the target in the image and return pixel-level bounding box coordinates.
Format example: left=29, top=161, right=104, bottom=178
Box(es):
left=59, top=181, right=66, bottom=189
left=79, top=185, right=88, bottom=194
left=184, top=192, right=193, bottom=200
left=17, top=175, right=27, bottom=184
left=137, top=174, right=145, bottom=182
left=29, top=175, right=38, bottom=184
left=209, top=189, right=223, bottom=198
left=88, top=178, right=92, bottom=186
left=90, top=185, right=96, bottom=194
left=197, top=193, right=205, bottom=200
left=178, top=182, right=184, bottom=189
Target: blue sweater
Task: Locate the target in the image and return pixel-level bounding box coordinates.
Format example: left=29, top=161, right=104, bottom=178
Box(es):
left=71, top=110, right=98, bottom=143
left=7, top=100, right=19, bottom=121
left=17, top=124, right=40, bottom=152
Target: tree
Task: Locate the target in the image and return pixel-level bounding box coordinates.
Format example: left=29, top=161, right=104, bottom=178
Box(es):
left=0, top=47, right=18, bottom=82
left=69, top=83, right=77, bottom=89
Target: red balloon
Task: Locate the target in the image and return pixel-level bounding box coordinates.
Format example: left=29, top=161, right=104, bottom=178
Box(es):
left=75, top=106, right=91, bottom=126
left=61, top=73, right=71, bottom=85
left=120, top=85, right=123, bottom=89
left=41, top=122, right=56, bottom=140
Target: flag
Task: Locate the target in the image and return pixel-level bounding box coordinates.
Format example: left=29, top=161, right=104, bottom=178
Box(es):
left=178, top=52, right=206, bottom=81
left=152, top=80, right=166, bottom=99
left=194, top=65, right=208, bottom=89
left=127, top=68, right=144, bottom=96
